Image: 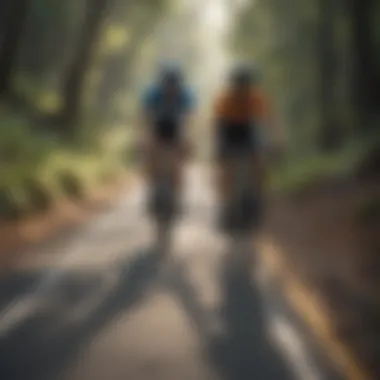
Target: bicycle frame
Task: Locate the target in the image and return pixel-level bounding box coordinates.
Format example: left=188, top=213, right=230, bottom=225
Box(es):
left=231, top=151, right=252, bottom=205
left=153, top=146, right=176, bottom=220
left=151, top=146, right=177, bottom=257
left=225, top=150, right=258, bottom=234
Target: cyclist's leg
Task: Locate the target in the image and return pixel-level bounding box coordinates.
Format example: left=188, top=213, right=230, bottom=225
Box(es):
left=215, top=124, right=236, bottom=230
left=215, top=120, right=233, bottom=203
left=215, top=144, right=232, bottom=203
left=245, top=126, right=267, bottom=228
left=159, top=131, right=186, bottom=193
left=250, top=126, right=268, bottom=196
left=223, top=159, right=234, bottom=201
left=215, top=158, right=231, bottom=230
left=252, top=152, right=267, bottom=195
left=144, top=136, right=163, bottom=187
left=175, top=136, right=189, bottom=186
left=143, top=134, right=154, bottom=182
left=146, top=120, right=174, bottom=187
left=171, top=143, right=182, bottom=190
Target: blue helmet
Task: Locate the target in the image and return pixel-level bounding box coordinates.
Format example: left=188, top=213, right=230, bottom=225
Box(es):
left=158, top=61, right=183, bottom=86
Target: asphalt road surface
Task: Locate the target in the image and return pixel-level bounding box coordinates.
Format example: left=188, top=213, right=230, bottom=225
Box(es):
left=0, top=165, right=342, bottom=380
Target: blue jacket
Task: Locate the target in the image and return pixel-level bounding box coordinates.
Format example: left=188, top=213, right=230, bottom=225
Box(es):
left=141, top=84, right=196, bottom=121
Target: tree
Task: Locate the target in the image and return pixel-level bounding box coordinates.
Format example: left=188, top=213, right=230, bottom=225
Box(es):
left=318, top=0, right=340, bottom=150
left=0, top=0, right=30, bottom=96
left=58, top=0, right=111, bottom=136
left=350, top=0, right=380, bottom=130
left=233, top=0, right=380, bottom=154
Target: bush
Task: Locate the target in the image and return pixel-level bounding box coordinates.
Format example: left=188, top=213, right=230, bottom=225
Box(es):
left=23, top=177, right=53, bottom=213
left=355, top=197, right=380, bottom=227
left=0, top=187, right=23, bottom=220
left=271, top=137, right=374, bottom=193
left=0, top=113, right=128, bottom=220
left=58, top=171, right=85, bottom=199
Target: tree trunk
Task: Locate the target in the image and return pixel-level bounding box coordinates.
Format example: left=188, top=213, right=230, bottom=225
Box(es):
left=350, top=0, right=379, bottom=130
left=59, top=0, right=110, bottom=137
left=0, top=1, right=12, bottom=40
left=318, top=0, right=340, bottom=150
left=0, top=0, right=30, bottom=96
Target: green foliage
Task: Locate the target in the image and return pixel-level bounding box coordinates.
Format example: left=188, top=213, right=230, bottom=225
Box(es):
left=0, top=0, right=175, bottom=221
left=233, top=0, right=379, bottom=152
left=12, top=72, right=62, bottom=114
left=270, top=137, right=372, bottom=193
left=355, top=196, right=380, bottom=227
left=0, top=111, right=127, bottom=221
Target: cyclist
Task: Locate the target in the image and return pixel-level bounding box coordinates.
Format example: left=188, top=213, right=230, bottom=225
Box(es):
left=212, top=63, right=272, bottom=227
left=140, top=63, right=196, bottom=210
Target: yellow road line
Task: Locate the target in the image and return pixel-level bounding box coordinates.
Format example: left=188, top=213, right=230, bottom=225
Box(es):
left=260, top=237, right=372, bottom=380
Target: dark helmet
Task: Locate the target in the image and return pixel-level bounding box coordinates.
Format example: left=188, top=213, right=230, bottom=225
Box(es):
left=159, top=62, right=183, bottom=86
left=230, top=63, right=260, bottom=87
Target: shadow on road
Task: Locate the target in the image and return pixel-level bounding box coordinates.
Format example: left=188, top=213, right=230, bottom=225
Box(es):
left=0, top=241, right=335, bottom=380
left=0, top=247, right=162, bottom=380
left=165, top=247, right=294, bottom=380
left=0, top=270, right=43, bottom=310
left=211, top=251, right=293, bottom=380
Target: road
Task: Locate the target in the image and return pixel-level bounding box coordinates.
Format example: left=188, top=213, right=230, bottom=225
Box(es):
left=0, top=165, right=342, bottom=380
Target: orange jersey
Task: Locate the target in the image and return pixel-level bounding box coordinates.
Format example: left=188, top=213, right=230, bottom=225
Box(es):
left=213, top=88, right=269, bottom=124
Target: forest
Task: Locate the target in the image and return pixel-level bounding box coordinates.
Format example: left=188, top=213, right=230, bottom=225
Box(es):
left=234, top=0, right=379, bottom=188
left=1, top=0, right=378, bottom=220
left=0, top=0, right=172, bottom=219
left=233, top=1, right=380, bottom=377
left=0, top=0, right=379, bottom=378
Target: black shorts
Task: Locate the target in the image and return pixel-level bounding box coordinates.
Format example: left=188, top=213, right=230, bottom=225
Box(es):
left=152, top=119, right=181, bottom=145
left=215, top=121, right=259, bottom=159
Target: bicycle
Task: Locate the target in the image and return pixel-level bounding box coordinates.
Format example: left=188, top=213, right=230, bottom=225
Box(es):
left=222, top=149, right=262, bottom=229
left=149, top=146, right=178, bottom=258
left=220, top=149, right=263, bottom=273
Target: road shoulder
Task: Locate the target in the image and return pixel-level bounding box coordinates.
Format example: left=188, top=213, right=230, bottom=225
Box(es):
left=260, top=183, right=380, bottom=380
